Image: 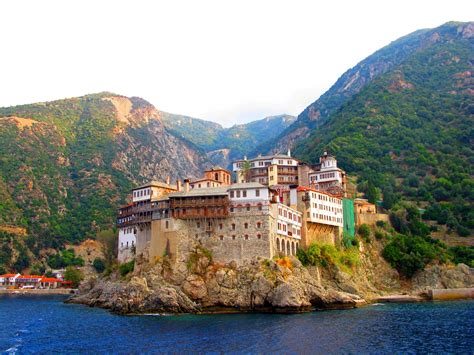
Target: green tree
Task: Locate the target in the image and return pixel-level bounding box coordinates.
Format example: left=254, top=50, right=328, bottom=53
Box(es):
left=92, top=258, right=106, bottom=273
left=64, top=266, right=84, bottom=288
left=366, top=180, right=379, bottom=204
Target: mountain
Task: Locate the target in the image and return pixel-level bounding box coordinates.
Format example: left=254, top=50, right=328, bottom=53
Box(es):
left=255, top=21, right=473, bottom=156
left=293, top=21, right=473, bottom=236
left=162, top=113, right=296, bottom=167
left=0, top=93, right=210, bottom=271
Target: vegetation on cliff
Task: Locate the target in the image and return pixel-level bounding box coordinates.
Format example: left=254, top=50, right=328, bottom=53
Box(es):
left=162, top=113, right=296, bottom=166
left=0, top=93, right=210, bottom=273
left=292, top=22, right=473, bottom=237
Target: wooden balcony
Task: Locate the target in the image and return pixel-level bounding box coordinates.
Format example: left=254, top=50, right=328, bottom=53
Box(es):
left=172, top=208, right=229, bottom=219
left=170, top=198, right=229, bottom=209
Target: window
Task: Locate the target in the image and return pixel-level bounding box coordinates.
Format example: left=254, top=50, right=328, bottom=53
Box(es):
left=230, top=191, right=234, bottom=198
left=232, top=235, right=236, bottom=240
left=232, top=223, right=236, bottom=230
left=258, top=204, right=262, bottom=211
left=244, top=223, right=248, bottom=229
left=219, top=223, right=223, bottom=230
left=236, top=190, right=241, bottom=198
left=243, top=190, right=247, bottom=198
left=246, top=204, right=250, bottom=211
left=165, top=220, right=169, bottom=229
left=219, top=235, right=224, bottom=241
left=257, top=222, right=261, bottom=228
left=230, top=207, right=234, bottom=212
left=207, top=182, right=210, bottom=187
left=257, top=234, right=261, bottom=240
left=256, top=189, right=260, bottom=197
left=244, top=234, right=249, bottom=240
left=197, top=222, right=200, bottom=228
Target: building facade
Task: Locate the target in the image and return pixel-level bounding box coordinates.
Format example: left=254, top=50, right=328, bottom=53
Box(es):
left=117, top=151, right=351, bottom=266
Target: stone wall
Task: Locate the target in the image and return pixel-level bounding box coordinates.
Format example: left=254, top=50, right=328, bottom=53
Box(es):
left=356, top=213, right=389, bottom=227
left=118, top=247, right=135, bottom=263
left=303, top=222, right=341, bottom=246
left=135, top=223, right=152, bottom=256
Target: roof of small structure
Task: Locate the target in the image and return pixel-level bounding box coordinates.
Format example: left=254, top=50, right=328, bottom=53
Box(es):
left=133, top=181, right=178, bottom=191
left=227, top=182, right=266, bottom=189
left=205, top=166, right=231, bottom=173
left=168, top=186, right=229, bottom=198
left=296, top=186, right=341, bottom=199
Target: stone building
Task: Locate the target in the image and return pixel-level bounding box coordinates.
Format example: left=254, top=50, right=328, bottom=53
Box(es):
left=286, top=186, right=344, bottom=246
left=117, top=152, right=352, bottom=266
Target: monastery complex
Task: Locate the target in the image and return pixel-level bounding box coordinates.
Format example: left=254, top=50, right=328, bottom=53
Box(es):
left=117, top=152, right=386, bottom=265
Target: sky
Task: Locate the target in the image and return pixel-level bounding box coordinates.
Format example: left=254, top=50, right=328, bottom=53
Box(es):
left=1, top=1, right=472, bottom=127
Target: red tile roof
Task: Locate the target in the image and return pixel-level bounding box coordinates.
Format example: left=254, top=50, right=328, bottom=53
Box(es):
left=41, top=277, right=61, bottom=283
left=296, top=186, right=340, bottom=198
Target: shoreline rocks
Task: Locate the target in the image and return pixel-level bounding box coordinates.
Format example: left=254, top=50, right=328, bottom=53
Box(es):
left=68, top=245, right=474, bottom=315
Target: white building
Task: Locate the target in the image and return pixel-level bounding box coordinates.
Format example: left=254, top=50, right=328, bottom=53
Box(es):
left=118, top=226, right=136, bottom=262
left=295, top=186, right=343, bottom=227
left=308, top=152, right=344, bottom=192
left=232, top=152, right=300, bottom=187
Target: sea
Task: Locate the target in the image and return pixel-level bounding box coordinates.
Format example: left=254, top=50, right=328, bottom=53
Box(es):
left=0, top=295, right=473, bottom=354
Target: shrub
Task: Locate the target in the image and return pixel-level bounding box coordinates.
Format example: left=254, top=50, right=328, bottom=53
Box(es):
left=92, top=258, right=106, bottom=273
left=375, top=230, right=385, bottom=240
left=119, top=260, right=135, bottom=277
left=449, top=246, right=474, bottom=267
left=296, top=243, right=359, bottom=272
left=358, top=224, right=371, bottom=242
left=64, top=266, right=84, bottom=288
left=276, top=256, right=292, bottom=269
left=382, top=234, right=440, bottom=278
left=376, top=220, right=388, bottom=229
left=457, top=225, right=470, bottom=237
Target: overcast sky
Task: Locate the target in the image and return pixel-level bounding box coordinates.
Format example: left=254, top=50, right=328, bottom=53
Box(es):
left=1, top=1, right=472, bottom=127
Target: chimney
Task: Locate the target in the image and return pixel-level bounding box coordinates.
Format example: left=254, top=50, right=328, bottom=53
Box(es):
left=184, top=179, right=190, bottom=192
left=176, top=179, right=182, bottom=191
left=166, top=176, right=170, bottom=185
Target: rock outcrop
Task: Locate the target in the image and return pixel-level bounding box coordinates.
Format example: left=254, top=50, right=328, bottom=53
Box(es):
left=69, top=252, right=364, bottom=314
left=69, top=238, right=474, bottom=315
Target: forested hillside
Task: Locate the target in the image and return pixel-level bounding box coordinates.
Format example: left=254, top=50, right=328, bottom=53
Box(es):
left=294, top=22, right=473, bottom=237
left=162, top=113, right=295, bottom=166
left=0, top=93, right=210, bottom=272
left=256, top=21, right=473, bottom=157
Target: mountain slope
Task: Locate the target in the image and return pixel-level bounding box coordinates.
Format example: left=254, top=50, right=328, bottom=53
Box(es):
left=256, top=22, right=472, bottom=155
left=294, top=21, right=473, bottom=235
left=0, top=93, right=210, bottom=268
left=162, top=113, right=296, bottom=167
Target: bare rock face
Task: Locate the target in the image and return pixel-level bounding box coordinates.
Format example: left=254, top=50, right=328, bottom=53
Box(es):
left=412, top=264, right=474, bottom=291
left=69, top=251, right=363, bottom=314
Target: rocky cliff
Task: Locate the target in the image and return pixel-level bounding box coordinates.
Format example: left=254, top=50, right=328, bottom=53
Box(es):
left=69, top=238, right=473, bottom=314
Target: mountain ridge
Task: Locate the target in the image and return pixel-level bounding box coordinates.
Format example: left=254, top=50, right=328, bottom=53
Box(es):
left=253, top=21, right=474, bottom=156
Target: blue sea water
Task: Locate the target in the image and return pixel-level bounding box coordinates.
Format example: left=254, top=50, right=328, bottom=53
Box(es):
left=0, top=295, right=473, bottom=354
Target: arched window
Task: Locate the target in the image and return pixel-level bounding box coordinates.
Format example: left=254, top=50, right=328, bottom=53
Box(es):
left=287, top=241, right=291, bottom=255
left=215, top=173, right=219, bottom=181
left=232, top=235, right=236, bottom=240
left=257, top=234, right=261, bottom=240
left=292, top=242, right=295, bottom=256
left=232, top=223, right=236, bottom=230
left=219, top=235, right=224, bottom=241
left=244, top=222, right=248, bottom=229
left=246, top=204, right=250, bottom=211
left=244, top=234, right=249, bottom=240
left=256, top=222, right=261, bottom=228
